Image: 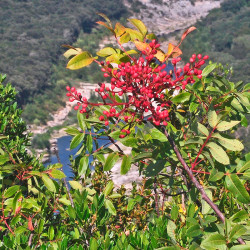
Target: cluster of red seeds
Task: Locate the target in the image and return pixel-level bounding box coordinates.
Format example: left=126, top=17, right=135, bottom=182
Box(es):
left=66, top=41, right=209, bottom=137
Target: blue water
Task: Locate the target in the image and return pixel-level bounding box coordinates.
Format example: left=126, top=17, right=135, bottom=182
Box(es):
left=47, top=135, right=111, bottom=181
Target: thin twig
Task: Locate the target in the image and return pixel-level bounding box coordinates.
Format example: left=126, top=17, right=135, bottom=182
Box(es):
left=153, top=177, right=160, bottom=217
left=164, top=129, right=246, bottom=245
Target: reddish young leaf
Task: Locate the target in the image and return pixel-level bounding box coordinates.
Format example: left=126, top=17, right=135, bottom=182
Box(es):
left=181, top=26, right=196, bottom=42
left=28, top=217, right=34, bottom=231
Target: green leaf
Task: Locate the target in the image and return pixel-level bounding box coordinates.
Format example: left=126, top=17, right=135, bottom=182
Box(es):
left=90, top=238, right=98, bottom=250
left=201, top=189, right=212, bottom=214
left=201, top=234, right=226, bottom=248
left=243, top=83, right=250, bottom=91
left=67, top=51, right=95, bottom=70
left=104, top=153, right=119, bottom=171
left=171, top=204, right=179, bottom=220
left=0, top=154, right=9, bottom=165
left=97, top=47, right=117, bottom=57
left=50, top=169, right=66, bottom=179
left=216, top=120, right=241, bottom=131
left=77, top=111, right=86, bottom=131
left=128, top=18, right=147, bottom=36
left=132, top=152, right=153, bottom=162
left=64, top=126, right=80, bottom=136
left=125, top=28, right=143, bottom=41
left=171, top=92, right=191, bottom=104
left=48, top=226, right=54, bottom=241
left=202, top=63, right=217, bottom=77
left=42, top=174, right=56, bottom=192
left=230, top=246, right=250, bottom=250
left=237, top=160, right=250, bottom=173
left=212, top=133, right=244, bottom=151
left=68, top=205, right=76, bottom=219
left=109, top=193, right=122, bottom=199
left=120, top=155, right=132, bottom=175
left=208, top=168, right=224, bottom=182
left=186, top=224, right=202, bottom=238
left=104, top=181, right=114, bottom=197
left=189, top=102, right=199, bottom=112
left=78, top=156, right=89, bottom=176
left=58, top=198, right=71, bottom=206
left=86, top=134, right=93, bottom=153
left=150, top=128, right=167, bottom=142
left=208, top=110, right=218, bottom=127
left=197, top=123, right=209, bottom=136
left=4, top=185, right=20, bottom=198
left=69, top=181, right=83, bottom=191
left=104, top=199, right=116, bottom=215
left=70, top=133, right=85, bottom=150
left=63, top=48, right=82, bottom=58
left=230, top=210, right=248, bottom=223
left=229, top=225, right=247, bottom=242
left=145, top=160, right=166, bottom=177
left=167, top=220, right=177, bottom=244
left=225, top=174, right=250, bottom=204
left=206, top=142, right=230, bottom=165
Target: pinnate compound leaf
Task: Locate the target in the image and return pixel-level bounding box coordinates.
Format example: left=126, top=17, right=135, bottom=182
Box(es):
left=216, top=120, right=240, bottom=131
left=128, top=18, right=147, bottom=36
left=67, top=52, right=95, bottom=70
left=120, top=155, right=132, bottom=175
left=171, top=92, right=191, bottom=104
left=104, top=153, right=119, bottom=171
left=104, top=199, right=116, bottom=215
left=70, top=133, right=85, bottom=150
left=42, top=174, right=56, bottom=192
left=201, top=234, right=226, bottom=248
left=202, top=63, right=217, bottom=77
left=212, top=133, right=244, bottom=151
left=225, top=174, right=250, bottom=204
left=206, top=142, right=230, bottom=165
left=229, top=225, right=247, bottom=242
left=4, top=185, right=20, bottom=198
left=208, top=110, right=218, bottom=127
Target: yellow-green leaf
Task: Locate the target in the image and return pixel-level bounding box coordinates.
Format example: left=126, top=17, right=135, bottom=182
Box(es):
left=125, top=28, right=143, bottom=41
left=67, top=51, right=95, bottom=70
left=97, top=47, right=117, bottom=57
left=63, top=48, right=82, bottom=58
left=212, top=133, right=244, bottom=151
left=216, top=120, right=241, bottom=131
left=208, top=110, right=218, bottom=127
left=206, top=142, right=230, bottom=165
left=69, top=181, right=83, bottom=191
left=120, top=155, right=132, bottom=175
left=128, top=18, right=147, bottom=37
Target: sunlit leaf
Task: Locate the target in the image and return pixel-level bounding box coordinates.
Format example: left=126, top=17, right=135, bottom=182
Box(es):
left=42, top=174, right=56, bottom=192
left=181, top=26, right=196, bottom=42
left=128, top=18, right=147, bottom=36
left=67, top=52, right=95, bottom=70
left=216, top=120, right=240, bottom=131
left=206, top=142, right=230, bottom=165
left=120, top=155, right=132, bottom=175
left=166, top=43, right=182, bottom=58
left=63, top=48, right=82, bottom=58
left=104, top=199, right=116, bottom=215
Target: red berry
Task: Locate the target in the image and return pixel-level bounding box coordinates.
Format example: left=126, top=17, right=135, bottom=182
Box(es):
left=66, top=86, right=70, bottom=91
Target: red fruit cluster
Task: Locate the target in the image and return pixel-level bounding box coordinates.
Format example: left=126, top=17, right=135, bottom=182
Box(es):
left=66, top=43, right=209, bottom=137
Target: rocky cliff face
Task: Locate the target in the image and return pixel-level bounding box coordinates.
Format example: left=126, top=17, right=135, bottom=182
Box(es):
left=126, top=0, right=223, bottom=35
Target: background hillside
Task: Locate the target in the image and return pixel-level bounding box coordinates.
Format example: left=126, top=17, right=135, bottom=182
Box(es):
left=0, top=0, right=127, bottom=106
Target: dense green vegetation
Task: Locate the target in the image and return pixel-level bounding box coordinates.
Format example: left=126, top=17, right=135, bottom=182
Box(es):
left=0, top=0, right=127, bottom=106
left=180, top=0, right=250, bottom=84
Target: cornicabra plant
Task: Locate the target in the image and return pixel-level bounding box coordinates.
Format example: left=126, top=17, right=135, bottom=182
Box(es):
left=63, top=14, right=250, bottom=247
